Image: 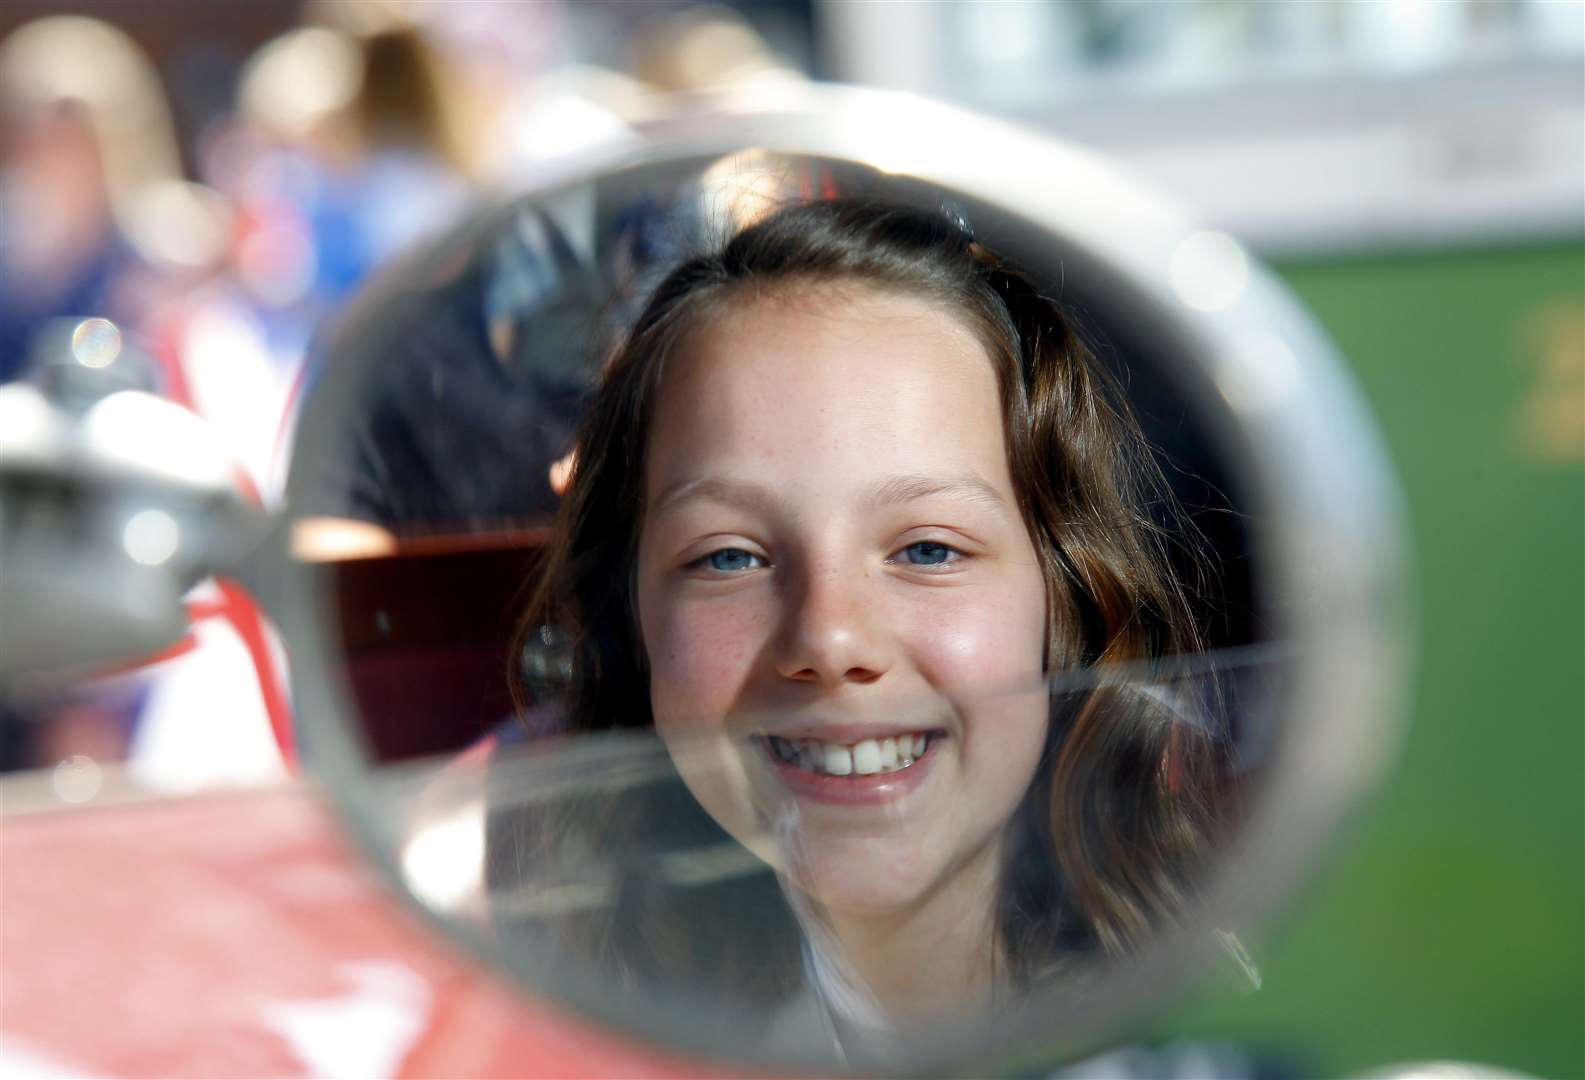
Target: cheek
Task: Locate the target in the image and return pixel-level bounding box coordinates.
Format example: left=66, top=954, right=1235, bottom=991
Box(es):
left=921, top=581, right=1052, bottom=809
left=901, top=578, right=1047, bottom=692
left=638, top=592, right=771, bottom=732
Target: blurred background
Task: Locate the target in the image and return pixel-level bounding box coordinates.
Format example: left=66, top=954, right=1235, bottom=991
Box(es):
left=1, top=1, right=1580, bottom=1076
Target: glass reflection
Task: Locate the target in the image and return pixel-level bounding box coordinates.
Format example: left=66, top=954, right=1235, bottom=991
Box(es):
left=398, top=652, right=1277, bottom=1063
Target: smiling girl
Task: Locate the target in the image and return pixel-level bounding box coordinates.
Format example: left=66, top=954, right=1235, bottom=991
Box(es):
left=514, top=197, right=1227, bottom=1034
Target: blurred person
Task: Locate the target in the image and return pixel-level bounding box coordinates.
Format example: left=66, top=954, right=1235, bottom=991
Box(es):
left=231, top=21, right=472, bottom=310
left=0, top=15, right=226, bottom=384
left=306, top=22, right=474, bottom=280
left=0, top=91, right=118, bottom=383
left=293, top=204, right=604, bottom=545
left=323, top=0, right=643, bottom=193
left=171, top=21, right=480, bottom=497
left=630, top=4, right=804, bottom=96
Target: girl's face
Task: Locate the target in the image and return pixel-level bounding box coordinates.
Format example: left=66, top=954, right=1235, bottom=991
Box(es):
left=635, top=284, right=1049, bottom=921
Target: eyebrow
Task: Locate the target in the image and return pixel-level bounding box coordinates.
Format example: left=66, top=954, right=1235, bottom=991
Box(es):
left=649, top=472, right=1007, bottom=520
left=650, top=476, right=779, bottom=520
left=864, top=473, right=1007, bottom=512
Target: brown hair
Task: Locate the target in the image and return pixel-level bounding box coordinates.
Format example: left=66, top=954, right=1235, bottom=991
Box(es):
left=351, top=27, right=470, bottom=175
left=519, top=197, right=1225, bottom=979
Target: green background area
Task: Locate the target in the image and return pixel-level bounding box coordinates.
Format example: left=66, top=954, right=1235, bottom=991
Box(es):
left=1155, top=243, right=1585, bottom=1077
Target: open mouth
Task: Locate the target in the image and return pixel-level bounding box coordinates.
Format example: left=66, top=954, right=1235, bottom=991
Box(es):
left=757, top=732, right=940, bottom=777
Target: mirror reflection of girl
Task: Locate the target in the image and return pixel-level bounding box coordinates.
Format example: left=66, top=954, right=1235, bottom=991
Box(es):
left=517, top=198, right=1226, bottom=1036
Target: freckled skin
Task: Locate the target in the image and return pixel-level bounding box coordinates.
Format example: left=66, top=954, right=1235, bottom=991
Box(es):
left=636, top=286, right=1049, bottom=937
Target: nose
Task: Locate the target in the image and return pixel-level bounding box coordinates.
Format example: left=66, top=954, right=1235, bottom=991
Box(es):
left=774, top=560, right=893, bottom=687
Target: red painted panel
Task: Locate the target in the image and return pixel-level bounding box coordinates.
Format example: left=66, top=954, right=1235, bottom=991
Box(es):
left=0, top=784, right=741, bottom=1078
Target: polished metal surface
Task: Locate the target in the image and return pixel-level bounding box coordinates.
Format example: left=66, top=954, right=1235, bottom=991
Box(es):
left=279, top=84, right=1411, bottom=1073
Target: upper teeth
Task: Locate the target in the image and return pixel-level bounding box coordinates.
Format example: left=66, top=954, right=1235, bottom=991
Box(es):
left=766, top=734, right=929, bottom=776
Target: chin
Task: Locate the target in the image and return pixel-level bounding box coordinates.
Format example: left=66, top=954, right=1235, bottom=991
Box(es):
left=780, top=840, right=942, bottom=918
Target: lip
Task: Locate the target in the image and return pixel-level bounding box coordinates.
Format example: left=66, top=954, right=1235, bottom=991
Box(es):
left=754, top=733, right=943, bottom=807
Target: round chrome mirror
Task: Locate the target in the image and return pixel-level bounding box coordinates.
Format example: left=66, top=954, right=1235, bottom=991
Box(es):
left=278, top=85, right=1410, bottom=1073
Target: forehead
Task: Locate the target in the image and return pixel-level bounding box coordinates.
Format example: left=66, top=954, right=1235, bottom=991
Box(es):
left=645, top=283, right=1011, bottom=492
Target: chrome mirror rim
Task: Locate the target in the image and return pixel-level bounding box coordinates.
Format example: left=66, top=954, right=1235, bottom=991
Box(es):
left=280, top=83, right=1413, bottom=1073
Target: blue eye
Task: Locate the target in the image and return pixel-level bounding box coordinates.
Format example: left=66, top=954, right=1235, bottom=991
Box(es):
left=900, top=541, right=956, bottom=566
left=698, top=547, right=763, bottom=573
